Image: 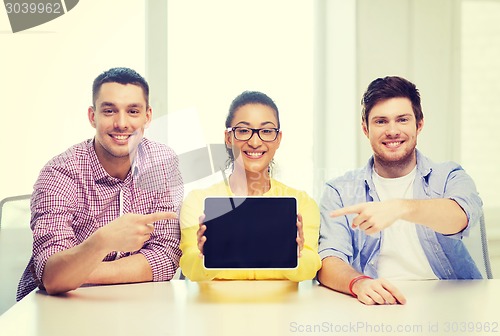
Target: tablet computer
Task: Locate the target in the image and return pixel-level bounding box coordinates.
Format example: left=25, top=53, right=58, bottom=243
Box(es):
left=203, top=196, right=298, bottom=270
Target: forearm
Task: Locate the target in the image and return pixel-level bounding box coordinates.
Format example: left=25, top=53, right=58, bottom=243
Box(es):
left=86, top=253, right=152, bottom=284
left=400, top=198, right=467, bottom=234
left=41, top=233, right=109, bottom=295
left=317, top=256, right=363, bottom=295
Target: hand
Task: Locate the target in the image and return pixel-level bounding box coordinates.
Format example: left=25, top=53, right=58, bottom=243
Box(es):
left=296, top=214, right=305, bottom=257
left=99, top=212, right=177, bottom=253
left=330, top=200, right=404, bottom=235
left=351, top=277, right=406, bottom=305
left=197, top=214, right=207, bottom=257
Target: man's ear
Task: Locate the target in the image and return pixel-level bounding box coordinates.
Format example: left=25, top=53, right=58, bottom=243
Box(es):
left=144, top=106, right=153, bottom=129
left=416, top=118, right=424, bottom=135
left=88, top=106, right=96, bottom=128
left=362, top=121, right=369, bottom=138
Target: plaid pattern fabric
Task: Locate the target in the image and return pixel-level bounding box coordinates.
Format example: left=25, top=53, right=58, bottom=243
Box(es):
left=17, top=138, right=183, bottom=300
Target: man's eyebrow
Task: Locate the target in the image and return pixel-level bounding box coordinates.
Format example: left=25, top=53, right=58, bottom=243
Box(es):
left=98, top=102, right=145, bottom=108
left=371, top=113, right=413, bottom=120
left=99, top=102, right=116, bottom=108
left=370, top=115, right=387, bottom=120
left=127, top=103, right=145, bottom=108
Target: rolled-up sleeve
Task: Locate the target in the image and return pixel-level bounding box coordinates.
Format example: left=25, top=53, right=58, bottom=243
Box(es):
left=442, top=165, right=483, bottom=238
left=141, top=150, right=183, bottom=281
left=31, top=165, right=80, bottom=284
left=318, top=182, right=354, bottom=263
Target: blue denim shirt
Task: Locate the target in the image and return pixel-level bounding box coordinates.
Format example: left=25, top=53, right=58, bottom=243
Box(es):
left=318, top=150, right=483, bottom=279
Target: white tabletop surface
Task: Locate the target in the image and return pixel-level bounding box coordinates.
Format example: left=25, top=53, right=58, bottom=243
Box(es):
left=1, top=279, right=499, bottom=336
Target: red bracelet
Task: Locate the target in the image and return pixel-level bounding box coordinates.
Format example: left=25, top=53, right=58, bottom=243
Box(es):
left=348, top=275, right=372, bottom=298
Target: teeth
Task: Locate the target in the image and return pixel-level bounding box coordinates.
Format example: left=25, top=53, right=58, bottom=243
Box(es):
left=386, top=141, right=401, bottom=147
left=113, top=135, right=129, bottom=140
left=246, top=152, right=263, bottom=157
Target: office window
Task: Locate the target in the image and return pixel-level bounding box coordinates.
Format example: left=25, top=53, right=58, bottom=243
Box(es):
left=461, top=0, right=500, bottom=217
left=164, top=0, right=315, bottom=196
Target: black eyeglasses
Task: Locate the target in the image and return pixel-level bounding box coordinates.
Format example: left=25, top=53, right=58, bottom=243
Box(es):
left=226, top=127, right=280, bottom=142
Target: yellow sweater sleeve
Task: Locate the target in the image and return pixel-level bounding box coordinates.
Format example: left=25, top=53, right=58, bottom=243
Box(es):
left=179, top=190, right=222, bottom=281
left=281, top=191, right=321, bottom=281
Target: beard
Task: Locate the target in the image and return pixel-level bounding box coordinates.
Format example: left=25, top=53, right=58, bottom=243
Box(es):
left=372, top=143, right=417, bottom=177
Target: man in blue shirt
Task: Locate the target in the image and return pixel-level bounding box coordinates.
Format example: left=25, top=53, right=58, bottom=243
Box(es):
left=317, top=76, right=483, bottom=305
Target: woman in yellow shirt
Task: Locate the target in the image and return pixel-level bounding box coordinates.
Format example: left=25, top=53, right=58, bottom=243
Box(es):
left=179, top=91, right=321, bottom=281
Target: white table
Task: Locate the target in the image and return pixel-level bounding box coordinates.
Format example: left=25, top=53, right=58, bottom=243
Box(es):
left=1, top=279, right=499, bottom=336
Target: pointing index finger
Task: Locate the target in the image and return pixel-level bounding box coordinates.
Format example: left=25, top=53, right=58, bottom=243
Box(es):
left=330, top=204, right=362, bottom=218
left=142, top=211, right=178, bottom=224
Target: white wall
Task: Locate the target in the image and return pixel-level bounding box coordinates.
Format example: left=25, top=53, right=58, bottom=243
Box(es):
left=160, top=0, right=316, bottom=197
left=0, top=1, right=145, bottom=201
left=312, top=0, right=357, bottom=200
left=356, top=0, right=461, bottom=164
left=313, top=0, right=463, bottom=198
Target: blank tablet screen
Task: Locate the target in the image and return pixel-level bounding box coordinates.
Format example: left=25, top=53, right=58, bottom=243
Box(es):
left=203, top=197, right=298, bottom=269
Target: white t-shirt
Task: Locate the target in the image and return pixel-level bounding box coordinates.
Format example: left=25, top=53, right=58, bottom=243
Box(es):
left=373, top=167, right=438, bottom=280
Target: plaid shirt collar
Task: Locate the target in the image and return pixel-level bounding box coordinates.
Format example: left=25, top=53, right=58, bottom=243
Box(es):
left=88, top=138, right=142, bottom=184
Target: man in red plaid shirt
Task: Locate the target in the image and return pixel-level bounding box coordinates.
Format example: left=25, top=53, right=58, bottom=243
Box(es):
left=17, top=67, right=183, bottom=300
